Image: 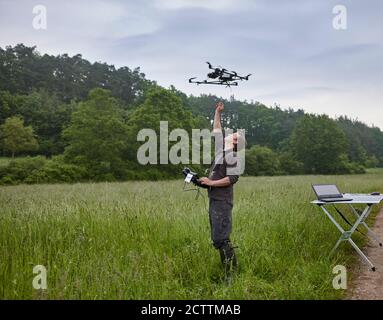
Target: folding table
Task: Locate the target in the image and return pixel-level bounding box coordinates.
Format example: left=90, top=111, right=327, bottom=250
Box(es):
left=312, top=194, right=383, bottom=271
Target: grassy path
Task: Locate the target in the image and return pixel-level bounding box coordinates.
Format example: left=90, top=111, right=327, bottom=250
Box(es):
left=350, top=208, right=383, bottom=299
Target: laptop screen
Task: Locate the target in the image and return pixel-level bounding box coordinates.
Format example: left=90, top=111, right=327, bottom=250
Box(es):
left=312, top=184, right=342, bottom=198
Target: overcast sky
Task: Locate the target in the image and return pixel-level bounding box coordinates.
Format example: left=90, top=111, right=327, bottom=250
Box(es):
left=0, top=0, right=382, bottom=129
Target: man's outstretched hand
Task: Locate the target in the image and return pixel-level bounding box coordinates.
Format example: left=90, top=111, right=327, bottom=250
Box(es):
left=215, top=102, right=224, bottom=113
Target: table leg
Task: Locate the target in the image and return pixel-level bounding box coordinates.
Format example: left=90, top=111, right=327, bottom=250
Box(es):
left=349, top=204, right=383, bottom=246
left=319, top=204, right=376, bottom=270
left=348, top=238, right=375, bottom=271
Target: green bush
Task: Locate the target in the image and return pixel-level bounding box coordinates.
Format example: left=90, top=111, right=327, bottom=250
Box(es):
left=324, top=154, right=365, bottom=175
left=245, top=145, right=281, bottom=176
left=0, top=156, right=46, bottom=184
left=0, top=156, right=86, bottom=185
left=278, top=152, right=304, bottom=175
left=343, top=162, right=366, bottom=175
left=0, top=175, right=15, bottom=185
left=125, top=166, right=183, bottom=181
left=365, top=155, right=379, bottom=168
left=24, top=157, right=87, bottom=184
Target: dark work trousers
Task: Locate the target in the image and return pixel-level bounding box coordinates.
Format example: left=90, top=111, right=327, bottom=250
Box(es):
left=208, top=198, right=233, bottom=249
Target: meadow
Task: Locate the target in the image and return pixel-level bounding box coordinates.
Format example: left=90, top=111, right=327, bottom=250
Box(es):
left=1, top=169, right=382, bottom=299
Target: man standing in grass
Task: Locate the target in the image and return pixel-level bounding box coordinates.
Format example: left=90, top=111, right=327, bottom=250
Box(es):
left=199, top=102, right=244, bottom=279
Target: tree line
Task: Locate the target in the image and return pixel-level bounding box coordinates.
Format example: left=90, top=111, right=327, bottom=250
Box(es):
left=0, top=44, right=382, bottom=184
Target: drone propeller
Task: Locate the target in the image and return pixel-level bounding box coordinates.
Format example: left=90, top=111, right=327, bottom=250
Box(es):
left=206, top=61, right=213, bottom=69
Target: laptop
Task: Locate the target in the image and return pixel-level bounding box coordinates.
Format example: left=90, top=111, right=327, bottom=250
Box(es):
left=312, top=184, right=353, bottom=202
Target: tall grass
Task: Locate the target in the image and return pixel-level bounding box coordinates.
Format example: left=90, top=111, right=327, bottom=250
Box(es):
left=1, top=170, right=382, bottom=299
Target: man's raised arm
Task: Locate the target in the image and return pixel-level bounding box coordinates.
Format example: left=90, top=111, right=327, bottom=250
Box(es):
left=213, top=102, right=224, bottom=131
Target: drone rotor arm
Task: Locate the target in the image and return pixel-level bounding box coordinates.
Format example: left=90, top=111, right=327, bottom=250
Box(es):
left=189, top=80, right=230, bottom=86
left=206, top=62, right=214, bottom=70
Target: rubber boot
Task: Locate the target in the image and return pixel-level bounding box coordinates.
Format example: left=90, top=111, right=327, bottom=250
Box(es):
left=219, top=241, right=238, bottom=283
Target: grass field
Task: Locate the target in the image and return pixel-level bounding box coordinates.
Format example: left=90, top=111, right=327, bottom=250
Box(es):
left=1, top=169, right=382, bottom=299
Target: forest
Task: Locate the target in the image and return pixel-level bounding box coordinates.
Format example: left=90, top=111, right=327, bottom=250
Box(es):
left=1, top=44, right=382, bottom=184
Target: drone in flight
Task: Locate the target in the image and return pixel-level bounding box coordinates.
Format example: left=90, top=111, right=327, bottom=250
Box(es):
left=189, top=62, right=251, bottom=87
